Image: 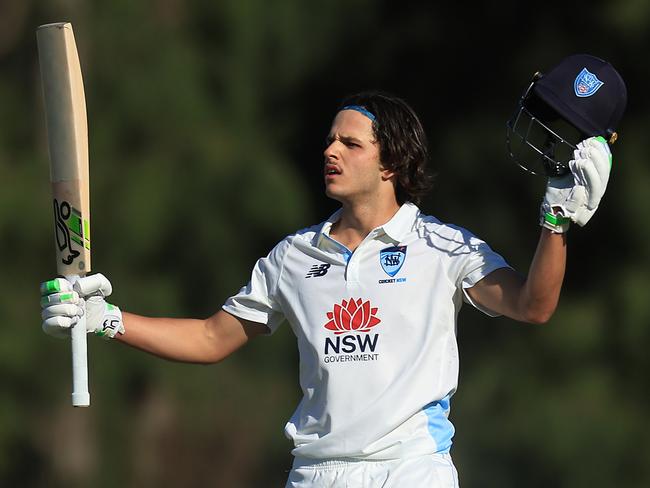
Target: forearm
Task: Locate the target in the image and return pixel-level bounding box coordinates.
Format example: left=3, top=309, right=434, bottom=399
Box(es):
left=115, top=310, right=256, bottom=364
left=518, top=228, right=567, bottom=323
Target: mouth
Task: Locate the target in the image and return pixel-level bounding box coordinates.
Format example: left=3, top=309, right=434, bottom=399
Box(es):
left=324, top=164, right=341, bottom=177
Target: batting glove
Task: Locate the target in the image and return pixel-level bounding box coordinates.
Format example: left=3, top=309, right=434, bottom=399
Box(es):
left=41, top=273, right=125, bottom=340
left=540, top=136, right=612, bottom=233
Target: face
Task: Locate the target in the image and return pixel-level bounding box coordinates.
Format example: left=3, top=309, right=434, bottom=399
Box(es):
left=323, top=110, right=393, bottom=204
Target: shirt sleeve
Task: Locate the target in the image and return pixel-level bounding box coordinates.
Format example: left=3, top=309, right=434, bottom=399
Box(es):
left=222, top=237, right=291, bottom=334
left=457, top=233, right=511, bottom=317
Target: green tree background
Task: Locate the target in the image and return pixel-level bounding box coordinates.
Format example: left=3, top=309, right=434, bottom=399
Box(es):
left=1, top=1, right=648, bottom=487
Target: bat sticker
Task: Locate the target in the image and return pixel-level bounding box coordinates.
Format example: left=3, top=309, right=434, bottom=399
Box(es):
left=53, top=198, right=85, bottom=266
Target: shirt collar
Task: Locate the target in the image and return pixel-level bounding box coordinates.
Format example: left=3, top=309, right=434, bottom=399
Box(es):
left=316, top=202, right=420, bottom=247
left=382, top=202, right=420, bottom=242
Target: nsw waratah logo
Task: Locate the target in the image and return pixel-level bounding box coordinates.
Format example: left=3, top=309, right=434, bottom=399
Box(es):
left=324, top=298, right=381, bottom=334
left=574, top=68, right=604, bottom=98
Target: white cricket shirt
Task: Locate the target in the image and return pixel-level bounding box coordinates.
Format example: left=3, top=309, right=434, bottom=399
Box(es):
left=223, top=203, right=510, bottom=460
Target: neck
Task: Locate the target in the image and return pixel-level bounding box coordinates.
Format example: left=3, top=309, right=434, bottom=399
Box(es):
left=331, top=196, right=402, bottom=251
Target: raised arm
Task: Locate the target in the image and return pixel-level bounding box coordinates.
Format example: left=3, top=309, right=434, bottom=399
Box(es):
left=466, top=137, right=611, bottom=324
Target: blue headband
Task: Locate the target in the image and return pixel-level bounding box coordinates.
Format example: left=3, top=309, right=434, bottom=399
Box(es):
left=342, top=105, right=376, bottom=122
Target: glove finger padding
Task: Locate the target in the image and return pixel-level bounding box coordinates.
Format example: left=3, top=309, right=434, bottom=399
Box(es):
left=571, top=158, right=603, bottom=211
left=572, top=139, right=611, bottom=208
left=42, top=315, right=79, bottom=338
left=40, top=289, right=81, bottom=307
left=564, top=184, right=588, bottom=215
left=40, top=277, right=73, bottom=296
left=569, top=138, right=612, bottom=226
left=581, top=137, right=612, bottom=177
left=41, top=303, right=83, bottom=321
left=74, top=273, right=113, bottom=298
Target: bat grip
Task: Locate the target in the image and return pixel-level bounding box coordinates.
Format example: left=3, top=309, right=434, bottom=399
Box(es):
left=67, top=275, right=90, bottom=407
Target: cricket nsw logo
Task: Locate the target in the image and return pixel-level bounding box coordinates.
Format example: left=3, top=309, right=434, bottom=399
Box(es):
left=380, top=245, right=407, bottom=277
left=324, top=298, right=381, bottom=335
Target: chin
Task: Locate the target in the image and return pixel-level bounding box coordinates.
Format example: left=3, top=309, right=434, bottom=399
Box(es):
left=324, top=186, right=346, bottom=203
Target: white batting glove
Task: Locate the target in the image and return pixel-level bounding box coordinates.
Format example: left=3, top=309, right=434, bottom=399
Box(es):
left=540, top=136, right=612, bottom=233
left=41, top=273, right=125, bottom=340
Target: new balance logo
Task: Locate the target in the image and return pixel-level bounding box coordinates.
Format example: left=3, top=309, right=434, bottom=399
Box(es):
left=305, top=263, right=331, bottom=278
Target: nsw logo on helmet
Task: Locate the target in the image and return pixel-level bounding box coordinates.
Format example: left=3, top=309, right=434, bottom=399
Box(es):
left=574, top=68, right=604, bottom=98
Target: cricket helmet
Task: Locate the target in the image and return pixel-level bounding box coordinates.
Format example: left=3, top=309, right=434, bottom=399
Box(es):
left=507, top=54, right=627, bottom=176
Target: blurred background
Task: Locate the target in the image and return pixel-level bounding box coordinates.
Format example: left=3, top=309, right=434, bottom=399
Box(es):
left=1, top=1, right=649, bottom=487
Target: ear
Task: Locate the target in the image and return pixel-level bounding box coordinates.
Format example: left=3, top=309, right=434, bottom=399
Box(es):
left=380, top=167, right=396, bottom=181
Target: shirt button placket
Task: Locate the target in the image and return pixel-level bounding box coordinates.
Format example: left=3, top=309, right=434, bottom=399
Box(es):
left=346, top=231, right=378, bottom=289
left=346, top=251, right=359, bottom=286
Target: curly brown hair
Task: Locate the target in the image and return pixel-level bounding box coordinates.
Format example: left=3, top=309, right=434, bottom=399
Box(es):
left=337, top=91, right=434, bottom=205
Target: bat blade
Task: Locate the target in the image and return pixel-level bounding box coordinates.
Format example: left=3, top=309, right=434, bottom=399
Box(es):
left=37, top=22, right=91, bottom=407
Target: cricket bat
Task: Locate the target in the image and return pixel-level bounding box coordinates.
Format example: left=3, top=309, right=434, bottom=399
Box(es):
left=37, top=22, right=91, bottom=407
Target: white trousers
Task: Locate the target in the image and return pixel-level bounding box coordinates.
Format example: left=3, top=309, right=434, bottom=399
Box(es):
left=286, top=453, right=460, bottom=488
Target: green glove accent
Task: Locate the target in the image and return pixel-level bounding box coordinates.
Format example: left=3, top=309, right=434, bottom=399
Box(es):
left=540, top=210, right=571, bottom=233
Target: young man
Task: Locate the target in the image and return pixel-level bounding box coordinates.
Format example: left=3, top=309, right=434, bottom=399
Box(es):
left=41, top=91, right=612, bottom=487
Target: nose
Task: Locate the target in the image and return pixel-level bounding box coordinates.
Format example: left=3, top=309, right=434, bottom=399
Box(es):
left=323, top=140, right=339, bottom=161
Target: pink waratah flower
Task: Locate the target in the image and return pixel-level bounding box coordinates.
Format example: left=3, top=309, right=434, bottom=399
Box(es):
left=324, top=298, right=380, bottom=334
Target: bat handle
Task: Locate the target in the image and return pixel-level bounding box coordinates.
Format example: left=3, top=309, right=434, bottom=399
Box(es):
left=68, top=274, right=90, bottom=407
